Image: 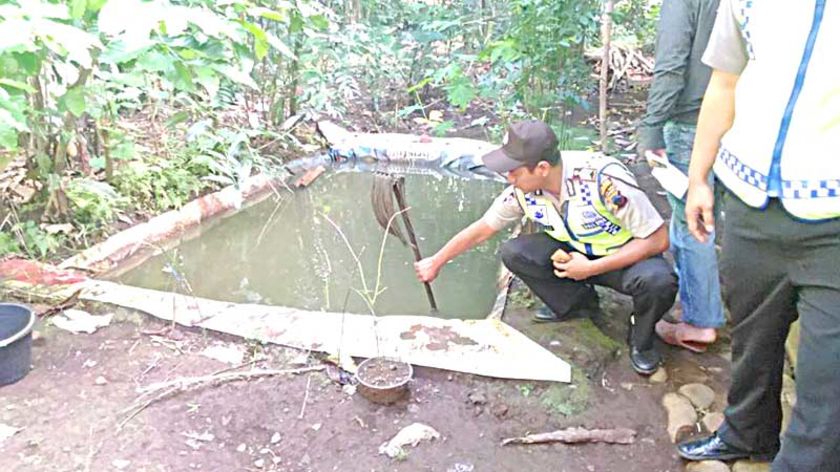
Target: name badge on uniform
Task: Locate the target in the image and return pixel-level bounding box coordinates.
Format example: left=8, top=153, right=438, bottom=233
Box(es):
left=532, top=205, right=548, bottom=221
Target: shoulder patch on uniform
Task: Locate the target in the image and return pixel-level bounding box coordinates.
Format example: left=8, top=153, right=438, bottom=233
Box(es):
left=600, top=176, right=627, bottom=211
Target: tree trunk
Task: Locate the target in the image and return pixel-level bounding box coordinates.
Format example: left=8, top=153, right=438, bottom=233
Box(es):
left=47, top=69, right=91, bottom=219
left=599, top=0, right=615, bottom=153
left=349, top=0, right=361, bottom=23
left=102, top=127, right=113, bottom=182
left=287, top=32, right=302, bottom=117
left=29, top=75, right=48, bottom=174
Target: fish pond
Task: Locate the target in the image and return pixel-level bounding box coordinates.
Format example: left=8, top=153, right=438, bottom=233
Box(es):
left=119, top=166, right=509, bottom=319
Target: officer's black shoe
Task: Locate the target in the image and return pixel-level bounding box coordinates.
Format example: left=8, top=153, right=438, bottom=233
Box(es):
left=533, top=299, right=600, bottom=323
left=626, top=313, right=661, bottom=375
left=533, top=306, right=567, bottom=322
left=677, top=433, right=776, bottom=462
left=629, top=346, right=661, bottom=376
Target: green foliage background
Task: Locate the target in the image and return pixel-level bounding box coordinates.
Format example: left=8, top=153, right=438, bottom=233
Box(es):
left=0, top=0, right=659, bottom=259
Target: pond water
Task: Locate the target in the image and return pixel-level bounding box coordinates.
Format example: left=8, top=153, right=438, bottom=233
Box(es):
left=119, top=167, right=509, bottom=319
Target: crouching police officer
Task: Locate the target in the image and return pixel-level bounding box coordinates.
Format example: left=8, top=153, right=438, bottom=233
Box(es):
left=414, top=120, right=677, bottom=375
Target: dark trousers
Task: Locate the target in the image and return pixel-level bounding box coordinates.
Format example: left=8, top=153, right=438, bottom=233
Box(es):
left=500, top=232, right=677, bottom=351
left=716, top=195, right=840, bottom=472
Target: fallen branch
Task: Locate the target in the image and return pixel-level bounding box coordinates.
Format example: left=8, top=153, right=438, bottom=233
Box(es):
left=209, top=356, right=266, bottom=377
left=136, top=365, right=325, bottom=395
left=118, top=365, right=325, bottom=431
left=298, top=372, right=312, bottom=419
left=501, top=427, right=636, bottom=446
left=118, top=385, right=180, bottom=431
left=37, top=288, right=83, bottom=318
left=293, top=165, right=326, bottom=188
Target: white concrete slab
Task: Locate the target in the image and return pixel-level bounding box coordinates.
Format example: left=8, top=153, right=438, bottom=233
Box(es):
left=82, top=280, right=571, bottom=383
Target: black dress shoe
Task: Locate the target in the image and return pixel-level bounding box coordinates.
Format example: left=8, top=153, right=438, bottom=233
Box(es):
left=626, top=313, right=661, bottom=375
left=629, top=346, right=661, bottom=375
left=678, top=433, right=776, bottom=462
left=533, top=299, right=600, bottom=323
left=533, top=306, right=568, bottom=322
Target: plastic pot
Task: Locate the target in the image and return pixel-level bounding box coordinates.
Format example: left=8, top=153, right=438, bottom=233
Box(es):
left=355, top=357, right=413, bottom=405
left=0, top=303, right=35, bottom=387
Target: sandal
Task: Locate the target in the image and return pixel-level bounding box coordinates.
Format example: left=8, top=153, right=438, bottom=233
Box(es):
left=655, top=319, right=716, bottom=353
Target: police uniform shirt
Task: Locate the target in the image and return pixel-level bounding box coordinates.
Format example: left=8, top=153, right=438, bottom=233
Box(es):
left=481, top=159, right=664, bottom=240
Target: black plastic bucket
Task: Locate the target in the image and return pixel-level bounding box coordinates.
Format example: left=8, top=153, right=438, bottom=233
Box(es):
left=0, top=303, right=34, bottom=386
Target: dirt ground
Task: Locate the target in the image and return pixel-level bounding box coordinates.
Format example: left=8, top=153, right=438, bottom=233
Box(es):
left=0, top=285, right=737, bottom=472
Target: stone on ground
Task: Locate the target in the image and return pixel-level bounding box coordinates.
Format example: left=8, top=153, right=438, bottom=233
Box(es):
left=662, top=392, right=698, bottom=443
left=649, top=367, right=668, bottom=383
left=701, top=412, right=725, bottom=433
left=686, top=460, right=730, bottom=472
left=679, top=383, right=716, bottom=410
left=379, top=423, right=441, bottom=459
left=732, top=460, right=771, bottom=472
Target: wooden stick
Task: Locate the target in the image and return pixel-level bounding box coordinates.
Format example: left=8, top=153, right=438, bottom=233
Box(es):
left=118, top=366, right=325, bottom=431
left=118, top=385, right=180, bottom=431
left=501, top=427, right=636, bottom=446
left=298, top=372, right=312, bottom=419
left=599, top=0, right=615, bottom=152
left=391, top=177, right=438, bottom=313
left=136, top=365, right=325, bottom=395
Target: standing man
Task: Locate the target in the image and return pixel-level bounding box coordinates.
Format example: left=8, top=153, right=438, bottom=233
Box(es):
left=638, top=0, right=724, bottom=352
left=679, top=0, right=840, bottom=470
left=415, top=120, right=677, bottom=375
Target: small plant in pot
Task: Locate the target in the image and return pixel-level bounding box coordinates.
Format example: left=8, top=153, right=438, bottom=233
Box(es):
left=355, top=356, right=413, bottom=405
left=324, top=177, right=429, bottom=405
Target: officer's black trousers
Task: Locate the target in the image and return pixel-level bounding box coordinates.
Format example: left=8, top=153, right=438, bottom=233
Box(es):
left=499, top=232, right=677, bottom=351
left=715, top=195, right=840, bottom=472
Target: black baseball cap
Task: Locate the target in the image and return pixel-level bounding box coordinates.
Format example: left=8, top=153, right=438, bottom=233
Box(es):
left=482, top=120, right=560, bottom=173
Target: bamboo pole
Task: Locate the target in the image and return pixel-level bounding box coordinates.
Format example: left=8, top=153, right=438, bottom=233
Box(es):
left=392, top=177, right=438, bottom=313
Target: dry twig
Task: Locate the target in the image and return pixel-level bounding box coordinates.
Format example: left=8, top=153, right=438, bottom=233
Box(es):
left=501, top=427, right=636, bottom=446
left=37, top=288, right=82, bottom=318
left=117, top=365, right=325, bottom=431
left=137, top=365, right=324, bottom=395
left=298, top=372, right=312, bottom=419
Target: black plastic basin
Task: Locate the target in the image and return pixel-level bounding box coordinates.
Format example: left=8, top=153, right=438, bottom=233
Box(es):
left=0, top=303, right=34, bottom=386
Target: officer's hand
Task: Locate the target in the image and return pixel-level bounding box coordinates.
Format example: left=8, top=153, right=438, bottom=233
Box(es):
left=686, top=180, right=716, bottom=243
left=553, top=252, right=594, bottom=281
left=550, top=248, right=571, bottom=263
left=415, top=256, right=442, bottom=283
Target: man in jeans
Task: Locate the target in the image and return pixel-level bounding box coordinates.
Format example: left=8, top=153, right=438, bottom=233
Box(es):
left=679, top=0, right=840, bottom=469
left=638, top=0, right=724, bottom=352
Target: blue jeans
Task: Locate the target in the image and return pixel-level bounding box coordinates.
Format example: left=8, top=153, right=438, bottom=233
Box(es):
left=663, top=121, right=725, bottom=328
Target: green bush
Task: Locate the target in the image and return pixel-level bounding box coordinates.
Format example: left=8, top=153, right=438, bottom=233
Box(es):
left=113, top=155, right=205, bottom=213
left=0, top=221, right=63, bottom=259
left=65, top=178, right=128, bottom=226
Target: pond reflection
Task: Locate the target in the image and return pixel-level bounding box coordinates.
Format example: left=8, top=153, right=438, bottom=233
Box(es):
left=119, top=167, right=509, bottom=319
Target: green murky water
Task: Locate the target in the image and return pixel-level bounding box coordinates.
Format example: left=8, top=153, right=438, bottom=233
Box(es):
left=119, top=168, right=508, bottom=319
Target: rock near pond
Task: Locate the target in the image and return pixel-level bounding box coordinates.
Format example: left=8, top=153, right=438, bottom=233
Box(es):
left=662, top=392, right=697, bottom=443
left=649, top=368, right=668, bottom=384
left=732, top=460, right=771, bottom=472
left=679, top=383, right=716, bottom=410
left=702, top=412, right=725, bottom=433
left=686, top=460, right=730, bottom=472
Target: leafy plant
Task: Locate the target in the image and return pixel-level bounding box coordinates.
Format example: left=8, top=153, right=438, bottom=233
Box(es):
left=113, top=157, right=203, bottom=213
left=65, top=178, right=127, bottom=226
left=0, top=0, right=287, bottom=217
left=517, top=383, right=534, bottom=397
left=480, top=0, right=600, bottom=116
left=0, top=220, right=63, bottom=259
